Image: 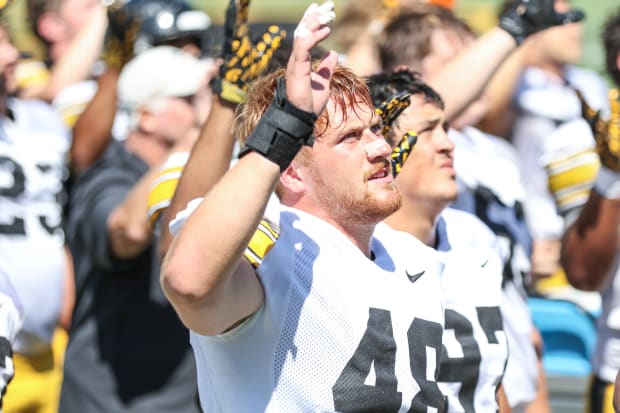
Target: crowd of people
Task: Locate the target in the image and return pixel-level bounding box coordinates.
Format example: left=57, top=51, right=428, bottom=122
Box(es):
left=0, top=0, right=619, bottom=412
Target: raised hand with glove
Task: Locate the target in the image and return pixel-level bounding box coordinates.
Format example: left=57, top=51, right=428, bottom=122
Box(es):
left=102, top=0, right=143, bottom=71
left=499, top=0, right=585, bottom=45
left=212, top=0, right=286, bottom=105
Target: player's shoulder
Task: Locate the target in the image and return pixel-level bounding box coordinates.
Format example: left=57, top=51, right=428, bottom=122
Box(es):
left=10, top=97, right=66, bottom=130
left=566, top=65, right=608, bottom=89
left=373, top=222, right=441, bottom=265
left=438, top=209, right=497, bottom=249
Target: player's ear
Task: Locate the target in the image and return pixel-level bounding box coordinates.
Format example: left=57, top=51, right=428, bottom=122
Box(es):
left=279, top=160, right=305, bottom=195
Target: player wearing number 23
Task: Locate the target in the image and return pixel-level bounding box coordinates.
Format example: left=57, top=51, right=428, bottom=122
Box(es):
left=161, top=2, right=447, bottom=412
left=0, top=19, right=69, bottom=386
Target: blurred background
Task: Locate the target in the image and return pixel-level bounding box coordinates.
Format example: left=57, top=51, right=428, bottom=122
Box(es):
left=2, top=0, right=619, bottom=84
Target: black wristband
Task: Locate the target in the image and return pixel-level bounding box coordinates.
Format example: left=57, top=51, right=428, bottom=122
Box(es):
left=239, top=78, right=317, bottom=171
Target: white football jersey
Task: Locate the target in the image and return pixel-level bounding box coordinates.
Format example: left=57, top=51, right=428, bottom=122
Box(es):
left=190, top=207, right=446, bottom=413
left=512, top=66, right=607, bottom=240
left=0, top=98, right=69, bottom=355
left=435, top=208, right=508, bottom=413
left=449, top=127, right=538, bottom=408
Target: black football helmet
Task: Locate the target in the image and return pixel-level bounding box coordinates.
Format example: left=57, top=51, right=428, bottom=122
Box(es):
left=115, top=0, right=211, bottom=54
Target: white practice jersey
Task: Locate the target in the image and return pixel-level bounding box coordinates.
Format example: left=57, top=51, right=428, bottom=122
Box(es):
left=0, top=98, right=69, bottom=355
left=189, top=206, right=446, bottom=413
left=449, top=127, right=538, bottom=408
left=435, top=208, right=508, bottom=413
left=512, top=65, right=608, bottom=240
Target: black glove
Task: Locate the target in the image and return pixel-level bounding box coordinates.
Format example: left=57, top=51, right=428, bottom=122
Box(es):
left=102, top=0, right=143, bottom=71
left=212, top=0, right=286, bottom=105
left=499, top=0, right=584, bottom=45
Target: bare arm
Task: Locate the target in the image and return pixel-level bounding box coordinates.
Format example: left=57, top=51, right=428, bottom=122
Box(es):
left=497, top=384, right=513, bottom=413
left=426, top=27, right=516, bottom=122
left=161, top=2, right=338, bottom=335
left=157, top=97, right=236, bottom=258
left=476, top=41, right=531, bottom=137
left=107, top=165, right=159, bottom=260
left=561, top=191, right=620, bottom=290
left=156, top=0, right=286, bottom=258
left=70, top=69, right=119, bottom=174
left=428, top=0, right=583, bottom=123
left=20, top=4, right=107, bottom=101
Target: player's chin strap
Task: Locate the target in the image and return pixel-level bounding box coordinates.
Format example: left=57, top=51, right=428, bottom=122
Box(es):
left=239, top=78, right=317, bottom=171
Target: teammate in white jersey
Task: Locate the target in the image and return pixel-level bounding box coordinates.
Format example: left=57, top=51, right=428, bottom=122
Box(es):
left=161, top=3, right=447, bottom=412
left=561, top=8, right=620, bottom=413
left=375, top=4, right=581, bottom=410
left=0, top=18, right=72, bottom=413
left=367, top=68, right=509, bottom=413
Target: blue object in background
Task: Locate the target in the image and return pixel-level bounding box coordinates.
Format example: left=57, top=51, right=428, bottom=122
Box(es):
left=528, top=297, right=597, bottom=377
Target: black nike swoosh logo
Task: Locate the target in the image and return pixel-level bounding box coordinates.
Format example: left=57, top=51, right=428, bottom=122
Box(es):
left=406, top=270, right=425, bottom=284
left=480, top=258, right=489, bottom=268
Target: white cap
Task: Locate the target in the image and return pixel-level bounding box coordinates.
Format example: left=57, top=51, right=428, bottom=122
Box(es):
left=118, top=46, right=209, bottom=110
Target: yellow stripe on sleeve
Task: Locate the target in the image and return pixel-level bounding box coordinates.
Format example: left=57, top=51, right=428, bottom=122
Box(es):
left=545, top=149, right=600, bottom=215
left=244, top=219, right=279, bottom=268
left=146, top=152, right=189, bottom=229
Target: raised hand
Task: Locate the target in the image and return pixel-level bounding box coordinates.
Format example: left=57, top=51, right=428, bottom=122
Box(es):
left=102, top=0, right=143, bottom=70
left=576, top=88, right=620, bottom=171
left=238, top=1, right=336, bottom=171
left=286, top=1, right=337, bottom=116
left=499, top=0, right=584, bottom=45
left=212, top=0, right=286, bottom=105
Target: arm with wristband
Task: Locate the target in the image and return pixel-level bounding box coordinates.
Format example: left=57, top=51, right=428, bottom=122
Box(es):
left=161, top=1, right=337, bottom=335
left=562, top=88, right=620, bottom=290
left=154, top=0, right=286, bottom=258
left=425, top=0, right=583, bottom=122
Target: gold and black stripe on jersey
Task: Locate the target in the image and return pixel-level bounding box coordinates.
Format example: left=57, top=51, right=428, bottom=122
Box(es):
left=146, top=162, right=186, bottom=229
left=545, top=148, right=600, bottom=216
left=244, top=219, right=280, bottom=268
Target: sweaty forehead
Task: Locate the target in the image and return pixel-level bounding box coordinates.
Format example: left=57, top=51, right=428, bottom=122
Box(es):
left=322, top=97, right=375, bottom=130
left=398, top=97, right=444, bottom=125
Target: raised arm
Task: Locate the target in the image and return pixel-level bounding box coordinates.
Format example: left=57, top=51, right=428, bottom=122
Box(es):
left=160, top=1, right=337, bottom=335
left=155, top=0, right=286, bottom=258
left=427, top=0, right=583, bottom=122
left=562, top=89, right=620, bottom=290
left=70, top=2, right=142, bottom=174
left=19, top=3, right=108, bottom=101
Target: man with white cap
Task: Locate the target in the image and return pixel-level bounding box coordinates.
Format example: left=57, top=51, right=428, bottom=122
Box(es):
left=58, top=45, right=210, bottom=413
